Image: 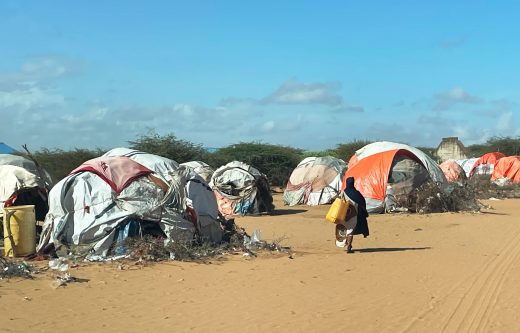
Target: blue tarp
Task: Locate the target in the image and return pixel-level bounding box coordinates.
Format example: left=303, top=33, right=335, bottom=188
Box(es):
left=0, top=142, right=18, bottom=154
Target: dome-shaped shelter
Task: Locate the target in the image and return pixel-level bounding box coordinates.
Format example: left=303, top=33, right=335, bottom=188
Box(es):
left=103, top=148, right=223, bottom=243
left=342, top=142, right=447, bottom=213
left=180, top=161, right=214, bottom=184
left=283, top=156, right=346, bottom=206
left=440, top=159, right=467, bottom=183
left=469, top=152, right=506, bottom=176
left=491, top=156, right=520, bottom=184
left=0, top=154, right=53, bottom=222
left=210, top=161, right=274, bottom=218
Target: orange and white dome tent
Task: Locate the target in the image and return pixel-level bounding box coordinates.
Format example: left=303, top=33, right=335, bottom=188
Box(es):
left=341, top=141, right=447, bottom=213
left=469, top=152, right=506, bottom=176
left=491, top=156, right=520, bottom=184
left=439, top=159, right=467, bottom=183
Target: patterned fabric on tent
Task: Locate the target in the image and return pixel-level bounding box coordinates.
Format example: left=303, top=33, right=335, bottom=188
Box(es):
left=469, top=152, right=506, bottom=176
left=440, top=159, right=467, bottom=183
left=283, top=156, right=346, bottom=206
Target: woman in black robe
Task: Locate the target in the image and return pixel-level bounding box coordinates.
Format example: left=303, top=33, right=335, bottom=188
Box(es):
left=341, top=177, right=369, bottom=253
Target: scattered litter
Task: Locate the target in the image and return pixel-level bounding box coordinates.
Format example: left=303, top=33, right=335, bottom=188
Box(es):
left=52, top=273, right=90, bottom=289
left=488, top=197, right=500, bottom=201
left=0, top=258, right=33, bottom=279
left=48, top=258, right=69, bottom=272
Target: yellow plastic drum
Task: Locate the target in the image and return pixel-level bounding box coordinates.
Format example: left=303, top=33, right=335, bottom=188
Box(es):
left=3, top=205, right=36, bottom=257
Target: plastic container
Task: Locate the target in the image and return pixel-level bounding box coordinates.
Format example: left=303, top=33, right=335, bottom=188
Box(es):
left=3, top=205, right=36, bottom=257
left=325, top=198, right=349, bottom=223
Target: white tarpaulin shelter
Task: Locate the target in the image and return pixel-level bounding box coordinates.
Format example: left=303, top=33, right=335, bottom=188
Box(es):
left=283, top=156, right=346, bottom=206
left=455, top=158, right=479, bottom=178
left=210, top=161, right=274, bottom=218
left=37, top=155, right=195, bottom=257
left=38, top=149, right=223, bottom=258
left=104, top=148, right=223, bottom=243
left=0, top=154, right=53, bottom=221
left=180, top=161, right=214, bottom=183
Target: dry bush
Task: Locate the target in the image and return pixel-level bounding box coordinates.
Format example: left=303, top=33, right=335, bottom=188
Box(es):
left=395, top=181, right=481, bottom=214
left=467, top=176, right=520, bottom=199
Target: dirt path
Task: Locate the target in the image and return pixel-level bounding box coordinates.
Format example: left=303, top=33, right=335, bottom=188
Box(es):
left=1, top=196, right=519, bottom=332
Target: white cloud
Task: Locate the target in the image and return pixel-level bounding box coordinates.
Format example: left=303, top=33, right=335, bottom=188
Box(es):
left=260, top=120, right=275, bottom=133
left=433, top=87, right=483, bottom=111
left=0, top=86, right=65, bottom=111
left=0, top=55, right=83, bottom=90
left=495, top=112, right=513, bottom=132
left=332, top=105, right=365, bottom=113
left=262, top=79, right=343, bottom=106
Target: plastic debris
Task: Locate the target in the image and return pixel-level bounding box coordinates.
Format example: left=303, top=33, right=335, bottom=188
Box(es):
left=0, top=258, right=33, bottom=279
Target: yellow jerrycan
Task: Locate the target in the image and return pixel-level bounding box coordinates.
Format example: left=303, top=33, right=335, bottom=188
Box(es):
left=325, top=197, right=349, bottom=224
left=3, top=205, right=37, bottom=257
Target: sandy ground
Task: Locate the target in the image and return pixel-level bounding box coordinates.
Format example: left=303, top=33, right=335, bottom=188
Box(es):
left=1, top=195, right=519, bottom=333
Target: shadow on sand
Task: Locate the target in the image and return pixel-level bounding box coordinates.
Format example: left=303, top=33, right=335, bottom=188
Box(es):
left=480, top=211, right=509, bottom=216
left=355, top=247, right=431, bottom=253
left=270, top=209, right=308, bottom=216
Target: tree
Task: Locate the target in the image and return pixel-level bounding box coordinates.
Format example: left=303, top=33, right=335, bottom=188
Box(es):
left=129, top=131, right=208, bottom=163
left=466, top=136, right=520, bottom=157
left=33, top=148, right=105, bottom=182
left=333, top=140, right=373, bottom=163
left=208, top=142, right=303, bottom=186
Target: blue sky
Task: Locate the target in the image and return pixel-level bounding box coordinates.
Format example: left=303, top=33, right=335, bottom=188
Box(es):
left=1, top=1, right=518, bottom=152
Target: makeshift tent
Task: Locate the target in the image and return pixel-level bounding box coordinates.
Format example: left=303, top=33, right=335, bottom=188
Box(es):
left=491, top=156, right=520, bottom=184
left=37, top=151, right=222, bottom=258
left=455, top=158, right=479, bottom=178
left=342, top=142, right=447, bottom=213
left=180, top=161, right=214, bottom=183
left=0, top=154, right=52, bottom=222
left=469, top=152, right=506, bottom=176
left=210, top=161, right=274, bottom=218
left=283, top=156, right=346, bottom=206
left=439, top=159, right=467, bottom=183
left=0, top=142, right=18, bottom=154
left=104, top=148, right=223, bottom=243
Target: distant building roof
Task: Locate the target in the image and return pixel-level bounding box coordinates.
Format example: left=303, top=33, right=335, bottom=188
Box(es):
left=0, top=142, right=18, bottom=154
left=435, top=137, right=467, bottom=162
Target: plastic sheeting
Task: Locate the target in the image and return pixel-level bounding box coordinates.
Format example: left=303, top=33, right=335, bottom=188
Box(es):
left=0, top=154, right=52, bottom=210
left=455, top=158, right=478, bottom=178
left=180, top=161, right=214, bottom=184
left=104, top=148, right=223, bottom=243
left=440, top=159, right=467, bottom=183
left=469, top=152, right=506, bottom=176
left=284, top=156, right=346, bottom=206
left=211, top=161, right=273, bottom=218
left=37, top=168, right=195, bottom=257
left=491, top=156, right=520, bottom=183
left=343, top=148, right=438, bottom=213
left=347, top=141, right=446, bottom=185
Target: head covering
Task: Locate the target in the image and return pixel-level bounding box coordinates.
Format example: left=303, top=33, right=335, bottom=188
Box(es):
left=344, top=177, right=364, bottom=206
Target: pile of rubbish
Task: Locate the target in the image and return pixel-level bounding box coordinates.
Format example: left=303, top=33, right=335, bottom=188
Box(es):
left=0, top=257, right=33, bottom=279
left=124, top=221, right=291, bottom=262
